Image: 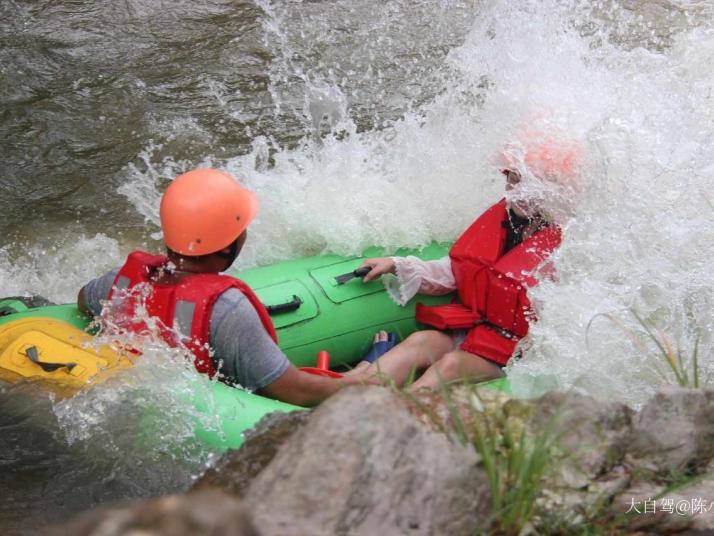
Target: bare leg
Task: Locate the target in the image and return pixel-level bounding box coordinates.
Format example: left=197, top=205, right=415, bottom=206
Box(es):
left=357, top=330, right=454, bottom=387
left=408, top=350, right=504, bottom=390
left=345, top=330, right=389, bottom=375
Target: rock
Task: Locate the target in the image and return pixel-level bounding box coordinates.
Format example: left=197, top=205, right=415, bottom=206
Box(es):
left=191, top=410, right=310, bottom=498
left=399, top=387, right=635, bottom=530
left=545, top=388, right=714, bottom=534
left=667, top=470, right=714, bottom=532
left=628, top=388, right=714, bottom=474
left=611, top=458, right=714, bottom=534
left=244, top=386, right=491, bottom=536
left=405, top=385, right=523, bottom=435
left=610, top=479, right=692, bottom=533
left=531, top=391, right=633, bottom=488
left=44, top=490, right=259, bottom=536
left=45, top=385, right=714, bottom=536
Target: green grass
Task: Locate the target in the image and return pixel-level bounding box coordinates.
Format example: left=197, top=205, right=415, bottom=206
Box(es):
left=630, top=310, right=701, bottom=388
left=587, top=309, right=704, bottom=389
left=469, top=390, right=560, bottom=534
left=404, top=379, right=562, bottom=535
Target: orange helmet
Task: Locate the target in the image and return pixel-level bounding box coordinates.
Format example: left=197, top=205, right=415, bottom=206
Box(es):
left=524, top=138, right=580, bottom=184
left=160, top=168, right=258, bottom=256
left=498, top=133, right=581, bottom=185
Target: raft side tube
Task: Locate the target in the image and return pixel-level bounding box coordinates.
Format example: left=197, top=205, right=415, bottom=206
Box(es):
left=236, top=244, right=454, bottom=366
left=0, top=245, right=513, bottom=450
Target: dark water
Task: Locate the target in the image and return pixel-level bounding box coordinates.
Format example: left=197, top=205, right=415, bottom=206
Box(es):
left=0, top=5, right=479, bottom=531
left=0, top=0, right=476, bottom=245
left=2, top=1, right=264, bottom=244
left=0, top=375, right=218, bottom=534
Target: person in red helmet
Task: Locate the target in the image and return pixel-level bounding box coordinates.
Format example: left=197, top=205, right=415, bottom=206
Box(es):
left=78, top=168, right=358, bottom=406
left=350, top=135, right=581, bottom=389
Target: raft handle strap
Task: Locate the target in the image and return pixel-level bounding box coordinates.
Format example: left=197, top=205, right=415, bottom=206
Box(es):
left=265, top=295, right=302, bottom=315
left=25, top=346, right=77, bottom=373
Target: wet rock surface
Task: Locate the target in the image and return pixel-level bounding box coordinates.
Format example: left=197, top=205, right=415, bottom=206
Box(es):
left=530, top=388, right=714, bottom=534
left=48, top=385, right=714, bottom=535
left=610, top=455, right=714, bottom=534
left=191, top=410, right=310, bottom=499
left=531, top=391, right=633, bottom=484
left=627, top=388, right=714, bottom=474
left=44, top=490, right=259, bottom=536
left=244, top=386, right=491, bottom=536
left=527, top=391, right=634, bottom=525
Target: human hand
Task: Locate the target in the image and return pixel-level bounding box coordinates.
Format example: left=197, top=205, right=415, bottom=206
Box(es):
left=358, top=257, right=396, bottom=282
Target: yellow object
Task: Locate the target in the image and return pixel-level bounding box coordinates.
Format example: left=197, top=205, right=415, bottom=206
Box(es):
left=0, top=318, right=134, bottom=387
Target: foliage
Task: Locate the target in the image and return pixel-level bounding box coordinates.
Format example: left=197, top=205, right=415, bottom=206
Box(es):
left=587, top=309, right=703, bottom=388
left=469, top=391, right=560, bottom=534
left=411, top=381, right=562, bottom=535
left=629, top=310, right=701, bottom=388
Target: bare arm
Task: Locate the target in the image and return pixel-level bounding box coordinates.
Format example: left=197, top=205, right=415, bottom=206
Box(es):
left=258, top=365, right=363, bottom=407
left=77, top=287, right=92, bottom=316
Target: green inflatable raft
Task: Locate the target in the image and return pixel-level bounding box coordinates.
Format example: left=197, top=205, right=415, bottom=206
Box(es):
left=0, top=243, right=511, bottom=450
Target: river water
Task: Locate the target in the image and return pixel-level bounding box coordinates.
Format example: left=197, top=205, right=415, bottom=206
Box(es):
left=1, top=0, right=713, bottom=532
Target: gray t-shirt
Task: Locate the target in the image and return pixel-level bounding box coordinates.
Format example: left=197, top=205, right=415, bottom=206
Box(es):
left=83, top=269, right=290, bottom=391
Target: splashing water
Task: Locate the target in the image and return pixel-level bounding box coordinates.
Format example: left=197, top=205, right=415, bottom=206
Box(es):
left=0, top=0, right=714, bottom=527
left=3, top=1, right=713, bottom=402
left=0, top=233, right=121, bottom=303
left=220, top=0, right=714, bottom=406
left=1, top=1, right=714, bottom=529
left=0, top=296, right=229, bottom=532
left=498, top=3, right=714, bottom=405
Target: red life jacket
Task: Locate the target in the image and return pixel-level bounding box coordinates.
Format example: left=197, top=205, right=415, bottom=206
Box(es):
left=415, top=200, right=561, bottom=365
left=107, top=251, right=277, bottom=377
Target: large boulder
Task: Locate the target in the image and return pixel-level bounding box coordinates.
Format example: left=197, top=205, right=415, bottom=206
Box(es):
left=191, top=410, right=310, bottom=498
left=244, top=386, right=491, bottom=536
left=611, top=460, right=714, bottom=534
left=628, top=388, right=714, bottom=474
left=525, top=392, right=634, bottom=526
left=44, top=491, right=258, bottom=536
left=45, top=384, right=714, bottom=536
left=531, top=391, right=633, bottom=487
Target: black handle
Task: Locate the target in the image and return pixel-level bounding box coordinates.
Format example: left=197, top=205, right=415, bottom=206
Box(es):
left=334, top=266, right=373, bottom=284
left=265, top=295, right=303, bottom=315
left=352, top=266, right=372, bottom=278
left=25, top=346, right=77, bottom=373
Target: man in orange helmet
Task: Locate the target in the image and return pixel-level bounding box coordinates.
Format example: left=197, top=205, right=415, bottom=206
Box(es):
left=78, top=168, right=357, bottom=406
left=351, top=135, right=581, bottom=389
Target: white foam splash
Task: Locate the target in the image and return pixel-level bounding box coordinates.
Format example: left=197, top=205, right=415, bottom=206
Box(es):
left=53, top=293, right=226, bottom=457
left=6, top=0, right=713, bottom=406
left=0, top=234, right=122, bottom=303
left=236, top=0, right=714, bottom=404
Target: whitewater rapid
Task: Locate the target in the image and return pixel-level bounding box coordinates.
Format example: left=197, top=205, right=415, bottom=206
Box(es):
left=2, top=1, right=713, bottom=406
left=2, top=0, right=713, bottom=531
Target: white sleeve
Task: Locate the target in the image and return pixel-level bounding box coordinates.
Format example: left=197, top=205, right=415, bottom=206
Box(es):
left=383, top=256, right=456, bottom=306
